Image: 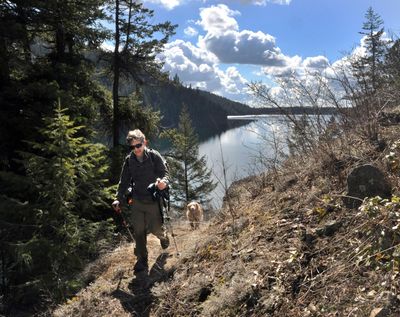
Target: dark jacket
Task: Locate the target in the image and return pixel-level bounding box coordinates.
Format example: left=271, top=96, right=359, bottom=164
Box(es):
left=116, top=148, right=169, bottom=202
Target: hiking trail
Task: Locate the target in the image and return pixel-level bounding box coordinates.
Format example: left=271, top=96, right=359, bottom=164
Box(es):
left=53, top=221, right=210, bottom=317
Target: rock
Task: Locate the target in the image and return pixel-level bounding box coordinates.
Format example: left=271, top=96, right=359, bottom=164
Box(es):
left=315, top=220, right=342, bottom=237
left=225, top=217, right=249, bottom=235
left=198, top=285, right=212, bottom=302
left=379, top=110, right=400, bottom=126
left=369, top=307, right=389, bottom=317
left=344, top=164, right=391, bottom=209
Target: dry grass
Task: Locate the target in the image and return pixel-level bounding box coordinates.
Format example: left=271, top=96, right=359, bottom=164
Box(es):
left=151, top=125, right=400, bottom=316
left=53, top=123, right=400, bottom=317
left=52, top=221, right=212, bottom=317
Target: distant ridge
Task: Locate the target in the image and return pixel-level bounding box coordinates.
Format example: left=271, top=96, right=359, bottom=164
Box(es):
left=141, top=81, right=253, bottom=141
left=248, top=106, right=339, bottom=115
left=228, top=106, right=339, bottom=120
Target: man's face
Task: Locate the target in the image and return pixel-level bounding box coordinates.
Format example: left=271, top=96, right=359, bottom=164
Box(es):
left=130, top=139, right=145, bottom=157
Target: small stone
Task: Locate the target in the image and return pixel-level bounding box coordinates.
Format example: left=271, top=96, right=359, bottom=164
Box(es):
left=369, top=307, right=388, bottom=317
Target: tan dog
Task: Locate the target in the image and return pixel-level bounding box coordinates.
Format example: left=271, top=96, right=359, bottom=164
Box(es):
left=186, top=201, right=203, bottom=229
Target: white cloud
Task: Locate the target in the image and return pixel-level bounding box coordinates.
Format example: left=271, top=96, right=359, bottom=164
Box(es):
left=184, top=26, right=199, bottom=37
left=158, top=3, right=340, bottom=103
left=100, top=41, right=114, bottom=52
left=238, top=0, right=292, bottom=5
left=159, top=39, right=249, bottom=102
left=198, top=4, right=240, bottom=34
left=201, top=30, right=282, bottom=65
left=261, top=55, right=302, bottom=77
left=302, top=56, right=329, bottom=69
left=142, top=0, right=182, bottom=10
left=197, top=4, right=298, bottom=69
left=158, top=4, right=306, bottom=102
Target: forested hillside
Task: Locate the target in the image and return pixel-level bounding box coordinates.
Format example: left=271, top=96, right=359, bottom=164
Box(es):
left=141, top=81, right=252, bottom=140
left=96, top=70, right=254, bottom=141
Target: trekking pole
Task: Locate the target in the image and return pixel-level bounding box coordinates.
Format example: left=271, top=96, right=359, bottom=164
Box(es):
left=115, top=206, right=135, bottom=242
left=158, top=191, right=180, bottom=256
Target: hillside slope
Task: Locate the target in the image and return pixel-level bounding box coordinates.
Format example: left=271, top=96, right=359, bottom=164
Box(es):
left=96, top=66, right=253, bottom=141
left=141, top=82, right=252, bottom=141
left=53, top=121, right=400, bottom=316
left=151, top=123, right=400, bottom=316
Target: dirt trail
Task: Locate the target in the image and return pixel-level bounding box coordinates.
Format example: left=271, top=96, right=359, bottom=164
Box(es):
left=53, top=220, right=210, bottom=317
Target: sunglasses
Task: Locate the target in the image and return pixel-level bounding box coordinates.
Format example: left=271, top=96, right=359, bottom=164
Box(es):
left=131, top=143, right=143, bottom=149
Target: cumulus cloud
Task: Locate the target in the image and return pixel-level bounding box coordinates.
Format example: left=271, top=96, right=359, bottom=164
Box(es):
left=302, top=56, right=329, bottom=69
left=238, top=0, right=292, bottom=5
left=159, top=39, right=249, bottom=101
left=142, top=0, right=182, bottom=10
left=261, top=55, right=302, bottom=77
left=184, top=26, right=199, bottom=37
left=158, top=4, right=308, bottom=102
left=159, top=3, right=336, bottom=103
left=197, top=4, right=297, bottom=69
left=198, top=4, right=240, bottom=34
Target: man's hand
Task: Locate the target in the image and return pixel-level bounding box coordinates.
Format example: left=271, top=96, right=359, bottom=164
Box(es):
left=112, top=200, right=121, bottom=213
left=156, top=178, right=167, bottom=191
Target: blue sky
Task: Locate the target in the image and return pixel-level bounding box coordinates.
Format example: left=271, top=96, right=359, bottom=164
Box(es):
left=139, top=0, right=400, bottom=103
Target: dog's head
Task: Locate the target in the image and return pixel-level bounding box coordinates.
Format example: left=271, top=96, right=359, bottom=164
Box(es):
left=187, top=202, right=199, bottom=212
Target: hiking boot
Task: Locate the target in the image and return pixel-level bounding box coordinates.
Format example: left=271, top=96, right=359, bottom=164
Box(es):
left=134, top=258, right=148, bottom=273
left=160, top=236, right=170, bottom=249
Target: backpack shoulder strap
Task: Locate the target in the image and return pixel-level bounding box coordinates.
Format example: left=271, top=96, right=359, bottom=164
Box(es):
left=149, top=149, right=155, bottom=164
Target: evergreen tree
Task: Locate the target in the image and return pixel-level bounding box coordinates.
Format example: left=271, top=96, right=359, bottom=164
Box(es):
left=348, top=7, right=388, bottom=141
left=0, top=104, right=115, bottom=311
left=105, top=0, right=176, bottom=148
left=351, top=7, right=387, bottom=94
left=162, top=105, right=216, bottom=210
left=109, top=93, right=161, bottom=182
left=0, top=0, right=111, bottom=171
left=173, top=73, right=182, bottom=86
left=384, top=38, right=400, bottom=104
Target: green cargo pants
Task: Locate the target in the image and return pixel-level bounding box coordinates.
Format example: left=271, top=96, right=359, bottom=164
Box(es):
left=126, top=199, right=164, bottom=261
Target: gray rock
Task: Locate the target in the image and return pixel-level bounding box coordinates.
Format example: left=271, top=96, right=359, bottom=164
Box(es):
left=344, top=164, right=391, bottom=209
left=315, top=220, right=342, bottom=237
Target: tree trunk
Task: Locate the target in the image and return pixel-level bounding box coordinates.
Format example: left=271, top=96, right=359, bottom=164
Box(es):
left=112, top=0, right=121, bottom=148
left=0, top=36, right=10, bottom=87
left=184, top=155, right=189, bottom=203
left=55, top=22, right=66, bottom=62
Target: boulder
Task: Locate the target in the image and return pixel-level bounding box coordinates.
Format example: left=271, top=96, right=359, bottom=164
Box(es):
left=344, top=164, right=391, bottom=209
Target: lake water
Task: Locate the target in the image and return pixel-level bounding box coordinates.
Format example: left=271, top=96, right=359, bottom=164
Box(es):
left=199, top=116, right=290, bottom=209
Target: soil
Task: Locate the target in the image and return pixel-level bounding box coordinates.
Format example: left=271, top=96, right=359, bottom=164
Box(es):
left=52, top=221, right=210, bottom=317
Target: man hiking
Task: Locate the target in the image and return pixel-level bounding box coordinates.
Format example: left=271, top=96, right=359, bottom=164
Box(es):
left=112, top=129, right=170, bottom=273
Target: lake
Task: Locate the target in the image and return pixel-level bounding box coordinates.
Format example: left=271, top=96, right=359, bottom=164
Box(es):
left=199, top=115, right=290, bottom=209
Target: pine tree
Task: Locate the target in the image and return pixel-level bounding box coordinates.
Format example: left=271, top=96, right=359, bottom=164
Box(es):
left=105, top=0, right=176, bottom=148
left=0, top=0, right=111, bottom=171
left=162, top=105, right=216, bottom=210
left=349, top=7, right=388, bottom=141
left=0, top=103, right=115, bottom=310
left=351, top=7, right=387, bottom=94
left=384, top=38, right=400, bottom=102
left=110, top=93, right=161, bottom=182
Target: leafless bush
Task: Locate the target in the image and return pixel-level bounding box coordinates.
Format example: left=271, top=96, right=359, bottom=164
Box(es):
left=200, top=272, right=257, bottom=317
left=248, top=60, right=393, bottom=172
left=245, top=118, right=288, bottom=171
left=249, top=72, right=342, bottom=160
